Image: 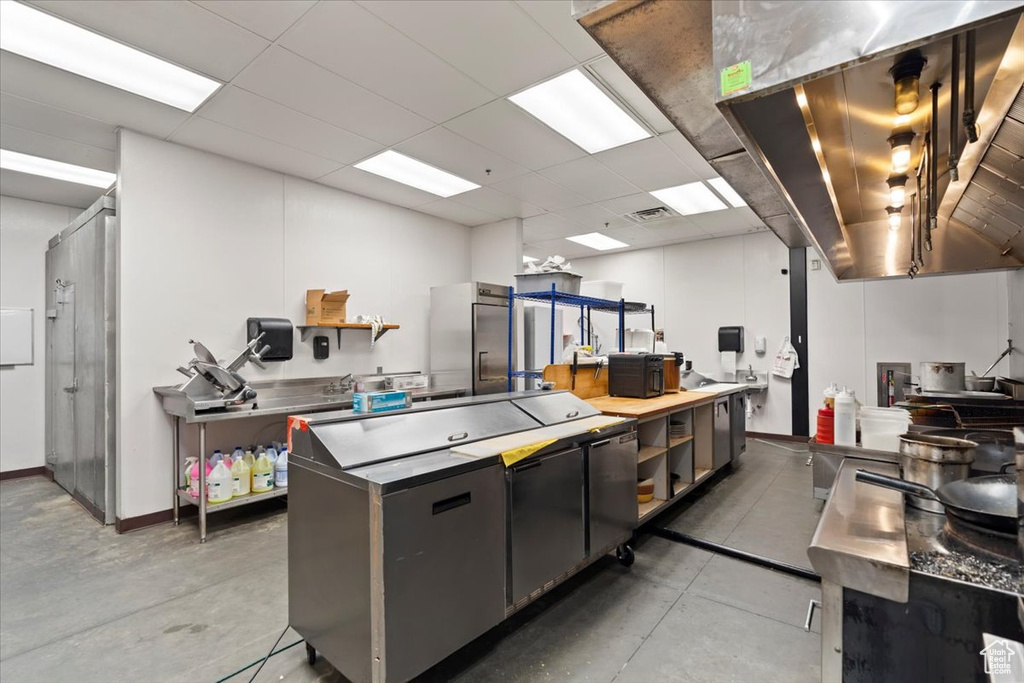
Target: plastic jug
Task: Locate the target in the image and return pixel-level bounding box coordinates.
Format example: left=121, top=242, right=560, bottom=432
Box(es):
left=274, top=449, right=288, bottom=488
left=207, top=460, right=233, bottom=504
left=210, top=450, right=224, bottom=467
left=183, top=457, right=197, bottom=490
left=243, top=449, right=256, bottom=469
left=231, top=454, right=251, bottom=497
left=232, top=446, right=244, bottom=463
left=252, top=452, right=274, bottom=493
left=834, top=387, right=857, bottom=447
left=188, top=459, right=213, bottom=498
left=265, top=445, right=278, bottom=469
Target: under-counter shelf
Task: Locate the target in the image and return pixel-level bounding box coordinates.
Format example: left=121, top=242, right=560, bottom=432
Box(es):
left=694, top=467, right=714, bottom=484
left=297, top=323, right=400, bottom=349
left=177, top=486, right=288, bottom=513
left=638, top=497, right=668, bottom=521
left=669, top=434, right=693, bottom=448
left=638, top=445, right=668, bottom=464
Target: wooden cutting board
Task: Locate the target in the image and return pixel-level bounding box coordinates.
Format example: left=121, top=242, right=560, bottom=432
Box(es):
left=542, top=363, right=609, bottom=399
left=452, top=415, right=626, bottom=458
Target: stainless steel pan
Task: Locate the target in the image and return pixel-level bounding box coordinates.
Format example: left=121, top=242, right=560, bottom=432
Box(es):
left=855, top=470, right=1016, bottom=533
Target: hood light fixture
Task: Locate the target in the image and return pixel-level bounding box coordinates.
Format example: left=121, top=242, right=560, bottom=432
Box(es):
left=888, top=131, right=915, bottom=174
left=887, top=175, right=908, bottom=209
left=886, top=206, right=902, bottom=231
left=889, top=51, right=927, bottom=115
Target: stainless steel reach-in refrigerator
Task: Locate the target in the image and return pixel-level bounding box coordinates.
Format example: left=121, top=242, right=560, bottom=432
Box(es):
left=429, top=282, right=511, bottom=395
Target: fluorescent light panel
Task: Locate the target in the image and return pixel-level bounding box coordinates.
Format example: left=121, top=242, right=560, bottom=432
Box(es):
left=651, top=182, right=727, bottom=216
left=707, top=178, right=746, bottom=208
left=0, top=1, right=221, bottom=112
left=566, top=232, right=628, bottom=251
left=354, top=150, right=479, bottom=198
left=0, top=149, right=115, bottom=188
left=509, top=70, right=651, bottom=153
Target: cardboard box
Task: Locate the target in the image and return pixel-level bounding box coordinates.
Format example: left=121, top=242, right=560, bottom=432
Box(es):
left=306, top=289, right=349, bottom=325
left=353, top=390, right=411, bottom=414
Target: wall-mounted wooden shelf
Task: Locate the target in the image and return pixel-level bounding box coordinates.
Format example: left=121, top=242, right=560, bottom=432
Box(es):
left=297, top=323, right=399, bottom=349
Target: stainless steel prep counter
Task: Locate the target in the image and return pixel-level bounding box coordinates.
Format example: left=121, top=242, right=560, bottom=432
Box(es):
left=153, top=376, right=466, bottom=541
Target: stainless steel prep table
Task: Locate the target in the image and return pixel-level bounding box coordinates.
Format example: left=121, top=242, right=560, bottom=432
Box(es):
left=153, top=376, right=466, bottom=542
left=286, top=390, right=638, bottom=683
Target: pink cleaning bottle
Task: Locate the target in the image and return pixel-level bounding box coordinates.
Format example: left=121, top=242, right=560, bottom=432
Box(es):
left=188, top=459, right=214, bottom=499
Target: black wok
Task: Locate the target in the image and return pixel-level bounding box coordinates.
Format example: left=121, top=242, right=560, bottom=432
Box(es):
left=855, top=470, right=1016, bottom=533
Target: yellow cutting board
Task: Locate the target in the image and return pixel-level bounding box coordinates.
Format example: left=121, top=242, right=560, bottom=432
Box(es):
left=451, top=415, right=626, bottom=458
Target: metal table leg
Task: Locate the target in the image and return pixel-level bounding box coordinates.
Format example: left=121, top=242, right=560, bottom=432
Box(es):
left=198, top=423, right=207, bottom=543
left=172, top=416, right=180, bottom=525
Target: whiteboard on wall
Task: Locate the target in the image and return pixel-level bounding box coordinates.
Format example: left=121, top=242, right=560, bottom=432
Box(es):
left=0, top=309, right=34, bottom=366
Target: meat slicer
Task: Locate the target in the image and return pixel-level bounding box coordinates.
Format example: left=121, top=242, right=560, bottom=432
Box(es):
left=174, top=335, right=270, bottom=412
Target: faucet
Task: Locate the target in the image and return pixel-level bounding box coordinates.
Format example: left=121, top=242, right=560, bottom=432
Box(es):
left=745, top=365, right=758, bottom=382
left=325, top=374, right=353, bottom=395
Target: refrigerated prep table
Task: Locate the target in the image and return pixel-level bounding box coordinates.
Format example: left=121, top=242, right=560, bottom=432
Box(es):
left=287, top=391, right=638, bottom=683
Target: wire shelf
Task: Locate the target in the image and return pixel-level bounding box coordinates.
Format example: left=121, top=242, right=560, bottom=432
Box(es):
left=513, top=290, right=651, bottom=314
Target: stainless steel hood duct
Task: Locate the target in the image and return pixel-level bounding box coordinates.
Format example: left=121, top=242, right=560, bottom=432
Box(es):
left=574, top=1, right=1024, bottom=280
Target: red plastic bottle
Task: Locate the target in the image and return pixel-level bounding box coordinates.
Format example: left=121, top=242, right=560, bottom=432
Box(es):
left=816, top=408, right=835, bottom=444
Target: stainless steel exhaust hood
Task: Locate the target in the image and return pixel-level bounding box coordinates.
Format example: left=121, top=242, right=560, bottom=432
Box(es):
left=574, top=1, right=1024, bottom=280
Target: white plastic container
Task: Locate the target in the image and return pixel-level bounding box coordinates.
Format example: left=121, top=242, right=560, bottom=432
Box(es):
left=207, top=460, right=233, bottom=504
left=580, top=280, right=624, bottom=302
left=859, top=407, right=911, bottom=452
left=251, top=452, right=274, bottom=493
left=274, top=449, right=288, bottom=488
left=231, top=454, right=251, bottom=497
left=834, top=387, right=857, bottom=447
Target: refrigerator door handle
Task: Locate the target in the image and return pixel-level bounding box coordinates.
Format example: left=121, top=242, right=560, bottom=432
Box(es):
left=478, top=351, right=488, bottom=382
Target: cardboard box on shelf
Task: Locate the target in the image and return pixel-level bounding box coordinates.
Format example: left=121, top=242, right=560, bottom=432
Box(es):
left=306, top=289, right=349, bottom=325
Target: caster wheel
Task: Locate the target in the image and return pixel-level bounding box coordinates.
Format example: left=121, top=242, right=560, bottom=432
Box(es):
left=306, top=642, right=317, bottom=666
left=616, top=544, right=635, bottom=567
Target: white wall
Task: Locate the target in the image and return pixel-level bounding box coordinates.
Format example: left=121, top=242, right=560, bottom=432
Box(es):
left=573, top=231, right=792, bottom=435
left=807, top=250, right=1016, bottom=429
left=117, top=131, right=471, bottom=519
left=471, top=218, right=522, bottom=287
left=0, top=196, right=76, bottom=473
left=1009, top=269, right=1024, bottom=380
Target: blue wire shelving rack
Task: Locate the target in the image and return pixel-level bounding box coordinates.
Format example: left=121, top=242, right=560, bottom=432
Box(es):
left=506, top=284, right=655, bottom=391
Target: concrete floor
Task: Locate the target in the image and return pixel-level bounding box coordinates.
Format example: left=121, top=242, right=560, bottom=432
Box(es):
left=0, top=439, right=822, bottom=682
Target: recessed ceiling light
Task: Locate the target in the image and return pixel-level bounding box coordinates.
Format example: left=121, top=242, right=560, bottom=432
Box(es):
left=566, top=232, right=628, bottom=251
left=0, top=149, right=115, bottom=188
left=707, top=178, right=746, bottom=208
left=0, top=1, right=221, bottom=112
left=354, top=150, right=480, bottom=198
left=523, top=255, right=539, bottom=264
left=509, top=70, right=651, bottom=153
left=650, top=182, right=727, bottom=216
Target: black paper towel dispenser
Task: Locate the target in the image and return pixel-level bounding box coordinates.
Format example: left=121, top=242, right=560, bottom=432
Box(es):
left=247, top=317, right=293, bottom=361
left=718, top=326, right=744, bottom=353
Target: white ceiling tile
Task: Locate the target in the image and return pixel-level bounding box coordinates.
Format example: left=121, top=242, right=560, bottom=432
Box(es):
left=193, top=0, right=315, bottom=41
left=359, top=0, right=575, bottom=95
left=318, top=166, right=439, bottom=209
left=537, top=156, right=637, bottom=202
left=529, top=236, right=590, bottom=260
left=490, top=173, right=588, bottom=212
left=0, top=93, right=116, bottom=151
left=1, top=124, right=116, bottom=172
left=29, top=0, right=269, bottom=81
left=0, top=52, right=189, bottom=138
left=515, top=1, right=604, bottom=62
left=443, top=99, right=586, bottom=170
left=0, top=169, right=103, bottom=209
left=170, top=117, right=342, bottom=180
left=637, top=216, right=709, bottom=242
left=279, top=2, right=495, bottom=124
left=686, top=207, right=760, bottom=234
left=659, top=130, right=717, bottom=179
left=197, top=86, right=381, bottom=165
left=450, top=187, right=542, bottom=220
left=415, top=199, right=500, bottom=227
left=522, top=212, right=584, bottom=241
left=234, top=46, right=432, bottom=146
left=594, top=137, right=700, bottom=191
left=599, top=192, right=663, bottom=216
left=601, top=225, right=657, bottom=248
left=555, top=203, right=630, bottom=231
left=395, top=127, right=528, bottom=187
left=586, top=56, right=675, bottom=135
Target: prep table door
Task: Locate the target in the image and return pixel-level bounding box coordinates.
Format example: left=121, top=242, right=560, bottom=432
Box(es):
left=730, top=393, right=746, bottom=459
left=587, top=432, right=638, bottom=553
left=713, top=397, right=731, bottom=470
left=383, top=464, right=506, bottom=682
left=507, top=448, right=585, bottom=605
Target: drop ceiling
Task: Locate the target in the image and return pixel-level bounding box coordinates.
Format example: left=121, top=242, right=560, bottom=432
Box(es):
left=0, top=0, right=769, bottom=259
